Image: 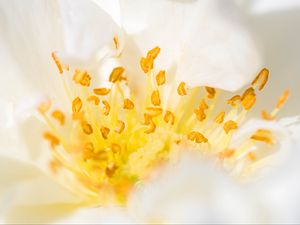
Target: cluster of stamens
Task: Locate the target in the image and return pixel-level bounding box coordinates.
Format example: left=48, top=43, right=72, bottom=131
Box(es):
left=38, top=39, right=288, bottom=204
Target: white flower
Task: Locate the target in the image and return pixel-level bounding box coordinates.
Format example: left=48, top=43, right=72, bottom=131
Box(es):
left=0, top=0, right=299, bottom=224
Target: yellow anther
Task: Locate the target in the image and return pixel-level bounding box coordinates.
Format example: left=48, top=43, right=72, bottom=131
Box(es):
left=123, top=98, right=135, bottom=110
left=73, top=70, right=91, bottom=86
left=72, top=97, right=83, bottom=113
left=94, top=88, right=111, bottom=96
left=261, top=110, right=274, bottom=120
left=215, top=111, right=225, bottom=124
left=140, top=57, right=154, bottom=73
left=156, top=70, right=166, bottom=86
left=109, top=67, right=125, bottom=83
left=143, top=113, right=152, bottom=125
left=100, top=126, right=110, bottom=139
left=147, top=46, right=160, bottom=59
left=111, top=143, right=121, bottom=154
left=199, top=99, right=208, bottom=110
left=146, top=107, right=163, bottom=117
left=52, top=110, right=65, bottom=125
left=227, top=95, right=241, bottom=106
left=177, top=82, right=187, bottom=96
left=102, top=100, right=110, bottom=116
left=194, top=108, right=206, bottom=122
left=251, top=129, right=273, bottom=144
left=144, top=120, right=156, bottom=134
left=241, top=87, right=255, bottom=101
left=247, top=152, right=257, bottom=161
left=218, top=149, right=235, bottom=159
left=87, top=96, right=100, bottom=106
left=113, top=36, right=120, bottom=50
left=38, top=99, right=51, bottom=114
left=115, top=120, right=125, bottom=134
left=205, top=86, right=216, bottom=99
left=43, top=131, right=60, bottom=149
left=223, top=120, right=238, bottom=134
left=252, top=68, right=269, bottom=91
left=48, top=158, right=62, bottom=174
left=187, top=131, right=208, bottom=143
left=241, top=92, right=256, bottom=110
left=151, top=90, right=161, bottom=106
left=276, top=90, right=289, bottom=109
left=51, top=52, right=63, bottom=74
left=81, top=121, right=93, bottom=135
left=106, top=164, right=118, bottom=178
left=72, top=111, right=85, bottom=122
left=164, top=110, right=175, bottom=125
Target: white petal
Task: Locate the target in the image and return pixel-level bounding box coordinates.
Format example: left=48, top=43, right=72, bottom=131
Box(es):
left=246, top=0, right=300, bottom=14
left=128, top=152, right=259, bottom=223
left=120, top=0, right=262, bottom=92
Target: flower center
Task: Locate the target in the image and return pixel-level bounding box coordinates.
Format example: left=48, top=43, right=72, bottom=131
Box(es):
left=38, top=38, right=288, bottom=205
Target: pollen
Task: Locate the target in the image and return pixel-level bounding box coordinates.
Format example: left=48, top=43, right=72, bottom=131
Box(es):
left=39, top=45, right=289, bottom=205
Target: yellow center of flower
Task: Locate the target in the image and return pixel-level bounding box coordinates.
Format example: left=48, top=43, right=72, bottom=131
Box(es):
left=39, top=39, right=288, bottom=205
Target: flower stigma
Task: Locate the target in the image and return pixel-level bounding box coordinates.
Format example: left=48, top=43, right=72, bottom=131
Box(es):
left=38, top=40, right=289, bottom=205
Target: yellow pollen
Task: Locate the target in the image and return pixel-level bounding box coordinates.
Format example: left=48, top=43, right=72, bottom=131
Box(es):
left=123, top=98, right=134, bottom=110
left=156, top=70, right=166, bottom=86
left=87, top=96, right=100, bottom=106
left=144, top=119, right=156, bottom=134
left=227, top=95, right=241, bottom=106
left=73, top=70, right=91, bottom=86
left=111, top=143, right=121, bottom=153
left=177, top=82, right=187, bottom=96
left=51, top=110, right=65, bottom=125
left=261, top=110, right=274, bottom=120
left=151, top=90, right=161, bottom=106
left=276, top=90, right=289, bottom=109
left=100, top=126, right=110, bottom=139
left=251, top=129, right=273, bottom=144
left=38, top=99, right=51, bottom=114
left=247, top=152, right=257, bottom=161
left=113, top=36, right=120, bottom=50
left=164, top=110, right=175, bottom=125
left=72, top=97, right=83, bottom=113
left=218, top=149, right=235, bottom=159
left=194, top=108, right=206, bottom=122
left=199, top=99, right=209, bottom=110
left=188, top=131, right=208, bottom=143
left=146, top=107, right=163, bottom=117
left=241, top=92, right=256, bottom=110
left=223, top=120, right=238, bottom=134
left=109, top=67, right=125, bottom=83
left=252, top=68, right=269, bottom=91
left=94, top=88, right=111, bottom=96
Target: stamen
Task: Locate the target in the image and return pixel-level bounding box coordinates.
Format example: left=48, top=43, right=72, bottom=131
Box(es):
left=94, top=88, right=111, bottom=96
left=215, top=112, right=225, bottom=124
left=144, top=119, right=156, bottom=134
left=87, top=96, right=100, bottom=106
left=123, top=98, right=134, bottom=110
left=227, top=95, right=241, bottom=106
left=43, top=131, right=60, bottom=149
left=205, top=86, right=216, bottom=99
left=38, top=99, right=51, bottom=114
left=199, top=99, right=209, bottom=110
left=251, top=129, right=273, bottom=144
left=81, top=121, right=93, bottom=135
left=109, top=67, right=125, bottom=83
left=73, top=70, right=91, bottom=86
left=187, top=131, right=208, bottom=143
left=102, top=100, right=111, bottom=116
left=177, top=82, right=187, bottom=96
left=218, top=149, right=235, bottom=159
left=113, top=36, right=120, bottom=50
left=252, top=68, right=269, bottom=91
left=51, top=52, right=63, bottom=74
left=115, top=120, right=125, bottom=133
left=51, top=110, right=65, bottom=125
left=146, top=107, right=163, bottom=117
left=223, top=120, right=238, bottom=134
left=151, top=90, right=161, bottom=106
left=156, top=70, right=166, bottom=86
left=241, top=92, right=256, bottom=110
left=164, top=110, right=175, bottom=125
left=72, top=97, right=83, bottom=113
left=100, top=126, right=110, bottom=139
left=276, top=90, right=289, bottom=109
left=194, top=108, right=206, bottom=122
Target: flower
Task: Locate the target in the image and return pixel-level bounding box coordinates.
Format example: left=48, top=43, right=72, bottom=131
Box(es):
left=0, top=0, right=300, bottom=224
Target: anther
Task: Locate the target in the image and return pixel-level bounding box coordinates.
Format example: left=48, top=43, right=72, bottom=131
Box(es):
left=87, top=96, right=100, bottom=106
left=199, top=99, right=208, bottom=110
left=252, top=68, right=269, bottom=91
left=156, top=70, right=166, bottom=86
left=251, top=129, right=273, bottom=144
left=146, top=107, right=163, bottom=117
left=52, top=110, right=65, bottom=125
left=223, top=120, right=238, bottom=134
left=73, top=70, right=91, bottom=86
left=38, top=99, right=51, bottom=114
left=187, top=131, right=208, bottom=143
left=215, top=112, right=225, bottom=124
left=72, top=97, right=83, bottom=113
left=164, top=110, right=175, bottom=125
left=276, top=90, right=289, bottom=109
left=115, top=120, right=125, bottom=133
left=109, top=67, right=125, bottom=83
left=227, top=95, right=241, bottom=106
left=43, top=131, right=60, bottom=149
left=113, top=36, right=120, bottom=50
left=102, top=100, right=110, bottom=116
left=144, top=119, right=156, bottom=134
left=94, top=88, right=111, bottom=96
left=205, top=86, right=216, bottom=99
left=194, top=108, right=206, bottom=122
left=51, top=52, right=63, bottom=74
left=218, top=149, right=235, bottom=159
left=151, top=90, right=161, bottom=106
left=241, top=92, right=256, bottom=110
left=177, top=82, right=187, bottom=96
left=81, top=121, right=93, bottom=135
left=100, top=126, right=110, bottom=139
left=123, top=98, right=135, bottom=110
